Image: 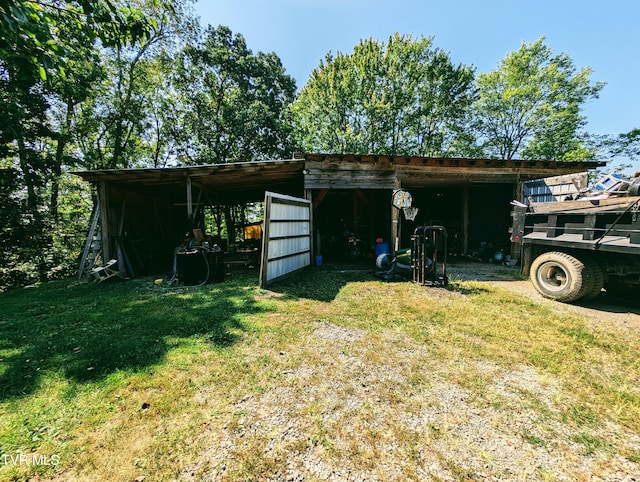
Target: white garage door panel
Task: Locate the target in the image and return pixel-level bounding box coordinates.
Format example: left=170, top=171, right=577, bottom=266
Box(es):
left=269, top=220, right=310, bottom=238
left=268, top=237, right=311, bottom=259
left=259, top=192, right=312, bottom=288
left=270, top=203, right=310, bottom=221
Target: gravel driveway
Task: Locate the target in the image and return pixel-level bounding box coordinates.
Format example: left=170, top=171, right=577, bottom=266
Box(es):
left=180, top=261, right=640, bottom=482
left=449, top=261, right=640, bottom=331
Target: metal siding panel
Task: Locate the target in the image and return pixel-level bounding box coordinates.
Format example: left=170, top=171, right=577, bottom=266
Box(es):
left=271, top=203, right=310, bottom=221
left=269, top=220, right=310, bottom=238
left=266, top=253, right=310, bottom=283
left=523, top=172, right=588, bottom=203
left=268, top=237, right=310, bottom=260
left=260, top=191, right=312, bottom=287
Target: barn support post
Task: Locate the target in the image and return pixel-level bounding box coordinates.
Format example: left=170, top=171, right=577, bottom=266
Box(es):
left=304, top=189, right=315, bottom=263
left=462, top=185, right=470, bottom=256
left=311, top=188, right=329, bottom=210
left=98, top=181, right=111, bottom=262
left=391, top=180, right=401, bottom=253
left=186, top=176, right=193, bottom=221
left=512, top=180, right=525, bottom=259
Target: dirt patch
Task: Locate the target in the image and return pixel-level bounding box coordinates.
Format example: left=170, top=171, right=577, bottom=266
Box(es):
left=176, top=262, right=640, bottom=481
left=181, top=321, right=640, bottom=481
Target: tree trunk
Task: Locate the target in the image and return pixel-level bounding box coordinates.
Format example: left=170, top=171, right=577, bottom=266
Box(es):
left=51, top=98, right=75, bottom=221
left=224, top=205, right=236, bottom=247
left=17, top=136, right=38, bottom=211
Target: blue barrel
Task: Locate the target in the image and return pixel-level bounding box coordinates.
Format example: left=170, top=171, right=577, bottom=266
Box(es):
left=375, top=241, right=389, bottom=256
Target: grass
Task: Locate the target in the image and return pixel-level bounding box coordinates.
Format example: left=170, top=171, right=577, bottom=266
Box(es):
left=0, top=265, right=639, bottom=481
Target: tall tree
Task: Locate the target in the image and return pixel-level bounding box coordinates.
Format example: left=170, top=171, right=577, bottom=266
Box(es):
left=74, top=0, right=189, bottom=169
left=172, top=24, right=296, bottom=242
left=46, top=22, right=105, bottom=220
left=290, top=34, right=477, bottom=156
left=0, top=0, right=165, bottom=289
left=175, top=26, right=296, bottom=164
left=474, top=37, right=604, bottom=160
left=173, top=25, right=296, bottom=165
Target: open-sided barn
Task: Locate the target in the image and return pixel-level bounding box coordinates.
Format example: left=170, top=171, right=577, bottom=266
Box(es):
left=73, top=153, right=604, bottom=284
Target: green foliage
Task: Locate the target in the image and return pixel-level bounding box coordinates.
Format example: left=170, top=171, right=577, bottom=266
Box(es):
left=173, top=25, right=297, bottom=164
left=474, top=37, right=604, bottom=160
left=0, top=0, right=181, bottom=290
left=0, top=0, right=160, bottom=79
left=0, top=171, right=91, bottom=292
left=290, top=34, right=477, bottom=156
left=74, top=0, right=189, bottom=170
left=599, top=128, right=640, bottom=169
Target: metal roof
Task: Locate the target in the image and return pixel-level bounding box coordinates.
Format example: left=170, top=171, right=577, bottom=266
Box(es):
left=72, top=154, right=606, bottom=202
left=73, top=159, right=306, bottom=203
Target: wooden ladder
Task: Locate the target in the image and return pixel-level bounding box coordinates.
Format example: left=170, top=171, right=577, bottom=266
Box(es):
left=78, top=206, right=102, bottom=280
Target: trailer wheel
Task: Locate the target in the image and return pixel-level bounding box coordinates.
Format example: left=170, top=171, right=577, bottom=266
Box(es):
left=530, top=251, right=586, bottom=302
left=581, top=258, right=604, bottom=300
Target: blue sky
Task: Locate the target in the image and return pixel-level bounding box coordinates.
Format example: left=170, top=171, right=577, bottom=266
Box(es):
left=193, top=0, right=640, bottom=140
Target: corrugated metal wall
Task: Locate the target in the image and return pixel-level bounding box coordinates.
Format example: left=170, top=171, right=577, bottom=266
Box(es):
left=259, top=192, right=312, bottom=287
left=522, top=172, right=588, bottom=203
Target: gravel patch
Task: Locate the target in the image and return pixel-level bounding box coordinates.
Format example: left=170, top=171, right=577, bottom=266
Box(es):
left=179, top=319, right=640, bottom=481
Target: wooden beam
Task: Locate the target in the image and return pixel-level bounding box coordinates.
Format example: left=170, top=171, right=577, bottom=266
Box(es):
left=186, top=176, right=193, bottom=220
left=391, top=180, right=401, bottom=253
left=305, top=189, right=315, bottom=263
left=354, top=188, right=369, bottom=207
left=192, top=187, right=204, bottom=221
left=116, top=197, right=127, bottom=277
left=462, top=186, right=469, bottom=256
left=98, top=181, right=111, bottom=261
left=312, top=188, right=329, bottom=209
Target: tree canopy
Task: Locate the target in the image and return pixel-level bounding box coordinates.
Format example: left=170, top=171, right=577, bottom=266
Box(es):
left=0, top=0, right=178, bottom=289
left=173, top=25, right=296, bottom=164
left=290, top=34, right=477, bottom=156
left=0, top=0, right=159, bottom=79
left=473, top=37, right=604, bottom=160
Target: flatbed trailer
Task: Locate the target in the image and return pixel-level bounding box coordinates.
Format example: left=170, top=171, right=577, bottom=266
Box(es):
left=511, top=196, right=640, bottom=302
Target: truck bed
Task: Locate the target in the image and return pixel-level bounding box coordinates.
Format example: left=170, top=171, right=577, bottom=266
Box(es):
left=528, top=196, right=640, bottom=215
left=513, top=196, right=640, bottom=254
left=521, top=231, right=639, bottom=254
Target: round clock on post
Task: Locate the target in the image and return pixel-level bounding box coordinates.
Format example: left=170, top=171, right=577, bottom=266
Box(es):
left=392, top=189, right=412, bottom=209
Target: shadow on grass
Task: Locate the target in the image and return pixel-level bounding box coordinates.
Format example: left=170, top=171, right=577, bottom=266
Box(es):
left=268, top=263, right=498, bottom=301
left=576, top=292, right=640, bottom=315
left=0, top=275, right=263, bottom=401
left=268, top=266, right=375, bottom=302
left=446, top=282, right=495, bottom=297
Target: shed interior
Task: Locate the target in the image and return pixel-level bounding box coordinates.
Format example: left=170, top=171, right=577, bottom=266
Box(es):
left=74, top=154, right=604, bottom=279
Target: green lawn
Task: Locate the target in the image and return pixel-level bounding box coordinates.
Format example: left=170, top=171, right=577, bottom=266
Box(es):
left=1, top=267, right=638, bottom=481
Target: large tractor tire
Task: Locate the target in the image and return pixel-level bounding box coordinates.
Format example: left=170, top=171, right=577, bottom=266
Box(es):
left=580, top=258, right=605, bottom=300
left=530, top=251, right=587, bottom=302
